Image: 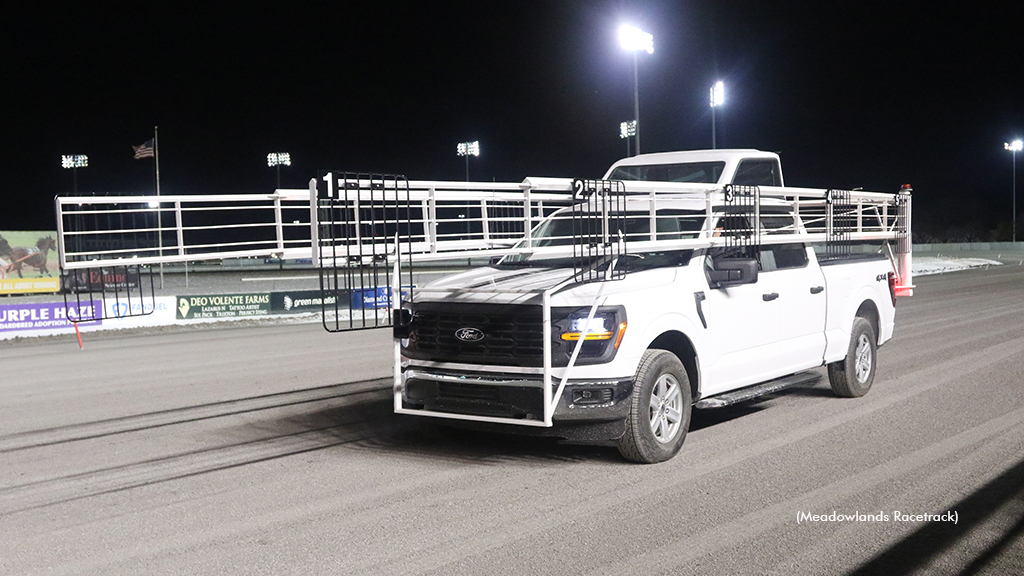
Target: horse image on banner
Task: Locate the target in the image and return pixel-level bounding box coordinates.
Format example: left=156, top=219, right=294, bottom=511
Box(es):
left=0, top=232, right=61, bottom=295
left=7, top=236, right=57, bottom=278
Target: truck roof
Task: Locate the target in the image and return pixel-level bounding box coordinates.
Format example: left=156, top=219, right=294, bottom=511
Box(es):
left=602, top=149, right=782, bottom=185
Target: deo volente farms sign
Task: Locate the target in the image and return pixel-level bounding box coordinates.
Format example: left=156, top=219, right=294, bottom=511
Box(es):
left=176, top=293, right=271, bottom=320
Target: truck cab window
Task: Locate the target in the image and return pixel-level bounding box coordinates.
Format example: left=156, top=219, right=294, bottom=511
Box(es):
left=733, top=159, right=782, bottom=186
left=759, top=243, right=808, bottom=272
left=760, top=207, right=797, bottom=234
left=706, top=245, right=760, bottom=268
left=608, top=161, right=725, bottom=183
left=706, top=243, right=806, bottom=273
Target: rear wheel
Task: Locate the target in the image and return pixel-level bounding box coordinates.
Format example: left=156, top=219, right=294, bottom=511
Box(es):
left=618, top=350, right=692, bottom=464
left=828, top=317, right=877, bottom=398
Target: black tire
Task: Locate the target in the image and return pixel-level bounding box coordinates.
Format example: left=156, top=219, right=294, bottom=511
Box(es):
left=618, top=350, right=692, bottom=464
left=828, top=317, right=877, bottom=398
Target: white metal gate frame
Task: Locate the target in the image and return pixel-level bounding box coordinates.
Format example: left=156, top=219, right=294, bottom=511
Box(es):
left=54, top=176, right=913, bottom=428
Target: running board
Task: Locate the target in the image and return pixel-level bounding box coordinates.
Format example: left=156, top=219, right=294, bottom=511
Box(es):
left=694, top=371, right=821, bottom=409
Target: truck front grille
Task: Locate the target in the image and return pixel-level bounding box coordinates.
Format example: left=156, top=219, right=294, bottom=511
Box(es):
left=405, top=303, right=545, bottom=367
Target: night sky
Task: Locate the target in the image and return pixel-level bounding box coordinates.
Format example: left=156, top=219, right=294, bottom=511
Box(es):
left=4, top=1, right=1023, bottom=240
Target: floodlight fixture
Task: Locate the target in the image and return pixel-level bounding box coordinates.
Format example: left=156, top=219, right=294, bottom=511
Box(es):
left=457, top=141, right=480, bottom=157
left=61, top=154, right=88, bottom=169
left=710, top=81, right=726, bottom=149
left=61, top=154, right=88, bottom=193
left=267, top=152, right=291, bottom=167
left=619, top=24, right=653, bottom=155
left=620, top=121, right=637, bottom=139
left=267, top=152, right=291, bottom=189
left=710, top=81, right=725, bottom=108
left=457, top=141, right=480, bottom=181
left=620, top=120, right=637, bottom=156
left=1006, top=140, right=1023, bottom=242
left=618, top=25, right=654, bottom=54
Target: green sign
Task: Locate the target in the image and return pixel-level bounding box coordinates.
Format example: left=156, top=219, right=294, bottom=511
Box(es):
left=176, top=293, right=271, bottom=320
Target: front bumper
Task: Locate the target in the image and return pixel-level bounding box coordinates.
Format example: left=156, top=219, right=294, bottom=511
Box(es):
left=401, top=367, right=633, bottom=423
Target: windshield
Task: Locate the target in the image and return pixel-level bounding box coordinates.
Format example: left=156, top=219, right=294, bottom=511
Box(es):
left=608, top=161, right=725, bottom=183
left=495, top=209, right=705, bottom=269
left=527, top=209, right=704, bottom=247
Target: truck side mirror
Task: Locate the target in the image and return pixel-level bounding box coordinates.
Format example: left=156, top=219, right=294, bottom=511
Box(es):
left=707, top=257, right=758, bottom=288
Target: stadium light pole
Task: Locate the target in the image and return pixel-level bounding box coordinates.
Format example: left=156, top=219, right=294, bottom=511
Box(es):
left=1007, top=140, right=1023, bottom=242
left=457, top=141, right=479, bottom=181
left=620, top=120, right=636, bottom=156
left=710, top=81, right=725, bottom=149
left=61, top=154, right=88, bottom=194
left=267, top=152, right=291, bottom=189
left=619, top=24, right=653, bottom=155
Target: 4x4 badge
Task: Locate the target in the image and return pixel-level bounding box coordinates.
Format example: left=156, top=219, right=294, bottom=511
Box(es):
left=455, top=327, right=485, bottom=342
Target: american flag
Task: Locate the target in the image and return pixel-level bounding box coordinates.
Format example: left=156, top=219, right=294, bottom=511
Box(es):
left=133, top=139, right=155, bottom=159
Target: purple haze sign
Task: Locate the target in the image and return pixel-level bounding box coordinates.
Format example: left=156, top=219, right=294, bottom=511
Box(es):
left=0, top=301, right=102, bottom=332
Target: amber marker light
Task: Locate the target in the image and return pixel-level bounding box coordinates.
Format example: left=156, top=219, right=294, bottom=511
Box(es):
left=560, top=331, right=613, bottom=341
left=614, top=322, right=627, bottom=349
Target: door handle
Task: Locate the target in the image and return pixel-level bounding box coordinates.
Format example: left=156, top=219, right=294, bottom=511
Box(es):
left=762, top=293, right=779, bottom=301
left=693, top=291, right=707, bottom=329
left=810, top=286, right=824, bottom=294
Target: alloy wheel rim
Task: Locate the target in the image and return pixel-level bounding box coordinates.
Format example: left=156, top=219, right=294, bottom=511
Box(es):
left=649, top=373, right=683, bottom=443
left=855, top=333, right=872, bottom=383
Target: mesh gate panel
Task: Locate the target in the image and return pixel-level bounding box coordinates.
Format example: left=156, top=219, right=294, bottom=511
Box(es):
left=316, top=172, right=414, bottom=332
left=826, top=189, right=855, bottom=259
left=569, top=179, right=628, bottom=284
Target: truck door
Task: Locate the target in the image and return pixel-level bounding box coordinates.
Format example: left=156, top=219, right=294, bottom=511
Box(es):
left=699, top=247, right=782, bottom=396
left=760, top=243, right=827, bottom=374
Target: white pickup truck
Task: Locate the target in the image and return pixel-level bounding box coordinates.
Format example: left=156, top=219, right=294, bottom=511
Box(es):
left=52, top=148, right=913, bottom=464
left=395, top=149, right=912, bottom=463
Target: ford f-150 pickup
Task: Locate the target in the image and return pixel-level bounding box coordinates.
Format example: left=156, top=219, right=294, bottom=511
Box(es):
left=393, top=149, right=912, bottom=463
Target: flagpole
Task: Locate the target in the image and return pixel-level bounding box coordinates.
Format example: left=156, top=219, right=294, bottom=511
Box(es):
left=155, top=125, right=164, bottom=289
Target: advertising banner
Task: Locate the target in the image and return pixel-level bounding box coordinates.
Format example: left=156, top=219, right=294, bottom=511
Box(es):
left=176, top=293, right=272, bottom=320
left=270, top=290, right=343, bottom=314
left=0, top=300, right=101, bottom=333
left=0, top=297, right=179, bottom=340
left=104, top=297, right=176, bottom=328
left=350, top=286, right=413, bottom=310
left=0, top=231, right=61, bottom=295
left=64, top=267, right=142, bottom=291
left=0, top=277, right=61, bottom=294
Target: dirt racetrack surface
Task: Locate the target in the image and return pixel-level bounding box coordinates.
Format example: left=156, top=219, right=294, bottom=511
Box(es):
left=2, top=264, right=1023, bottom=575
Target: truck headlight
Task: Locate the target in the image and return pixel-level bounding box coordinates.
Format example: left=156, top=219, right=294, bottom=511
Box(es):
left=552, top=305, right=628, bottom=365
left=560, top=310, right=627, bottom=349
left=562, top=314, right=611, bottom=340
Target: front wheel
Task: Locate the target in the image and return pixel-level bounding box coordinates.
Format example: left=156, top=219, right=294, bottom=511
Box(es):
left=828, top=317, right=877, bottom=398
left=618, top=350, right=692, bottom=464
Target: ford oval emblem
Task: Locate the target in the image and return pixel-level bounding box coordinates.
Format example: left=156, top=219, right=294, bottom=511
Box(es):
left=455, top=327, right=485, bottom=342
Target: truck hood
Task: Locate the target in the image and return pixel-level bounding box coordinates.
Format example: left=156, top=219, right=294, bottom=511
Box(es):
left=413, top=265, right=577, bottom=304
